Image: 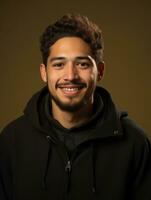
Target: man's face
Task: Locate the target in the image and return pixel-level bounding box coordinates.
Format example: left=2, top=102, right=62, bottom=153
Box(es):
left=40, top=37, right=103, bottom=112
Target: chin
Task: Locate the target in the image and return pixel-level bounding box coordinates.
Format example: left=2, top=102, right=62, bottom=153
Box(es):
left=57, top=101, right=85, bottom=112
left=51, top=91, right=91, bottom=112
left=52, top=98, right=86, bottom=112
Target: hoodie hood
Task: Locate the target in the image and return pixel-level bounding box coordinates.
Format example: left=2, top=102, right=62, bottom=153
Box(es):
left=24, top=87, right=47, bottom=130
left=24, top=86, right=127, bottom=142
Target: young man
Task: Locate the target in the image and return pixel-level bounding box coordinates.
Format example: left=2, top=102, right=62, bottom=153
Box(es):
left=0, top=14, right=151, bottom=200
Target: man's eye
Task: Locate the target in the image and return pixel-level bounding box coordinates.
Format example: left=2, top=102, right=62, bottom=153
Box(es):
left=77, top=62, right=90, bottom=68
left=53, top=63, right=64, bottom=68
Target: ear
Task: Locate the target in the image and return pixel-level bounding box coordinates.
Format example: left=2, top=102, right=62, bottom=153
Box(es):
left=97, top=61, right=105, bottom=81
left=40, top=63, right=47, bottom=83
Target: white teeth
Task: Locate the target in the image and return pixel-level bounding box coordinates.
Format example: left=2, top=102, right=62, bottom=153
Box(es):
left=63, top=88, right=79, bottom=92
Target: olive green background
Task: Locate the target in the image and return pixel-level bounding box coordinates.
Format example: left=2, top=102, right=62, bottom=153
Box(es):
left=0, top=0, right=151, bottom=138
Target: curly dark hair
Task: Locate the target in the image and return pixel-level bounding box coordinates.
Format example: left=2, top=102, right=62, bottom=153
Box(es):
left=40, top=14, right=104, bottom=66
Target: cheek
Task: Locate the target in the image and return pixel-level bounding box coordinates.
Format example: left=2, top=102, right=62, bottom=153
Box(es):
left=47, top=71, right=57, bottom=83
left=87, top=70, right=98, bottom=84
left=46, top=75, right=55, bottom=90
left=47, top=68, right=63, bottom=82
left=91, top=69, right=98, bottom=82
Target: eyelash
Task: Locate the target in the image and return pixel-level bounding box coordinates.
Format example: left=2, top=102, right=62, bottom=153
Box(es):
left=77, top=62, right=90, bottom=68
left=53, top=63, right=64, bottom=68
left=52, top=62, right=90, bottom=69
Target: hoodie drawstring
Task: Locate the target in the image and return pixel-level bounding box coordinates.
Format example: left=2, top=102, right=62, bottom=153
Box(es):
left=90, top=143, right=96, bottom=194
left=42, top=137, right=97, bottom=195
left=42, top=135, right=52, bottom=190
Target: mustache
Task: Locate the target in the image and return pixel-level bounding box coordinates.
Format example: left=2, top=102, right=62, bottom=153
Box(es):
left=56, top=82, right=87, bottom=88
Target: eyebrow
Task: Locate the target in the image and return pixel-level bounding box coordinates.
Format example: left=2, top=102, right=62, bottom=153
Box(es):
left=49, top=56, right=91, bottom=62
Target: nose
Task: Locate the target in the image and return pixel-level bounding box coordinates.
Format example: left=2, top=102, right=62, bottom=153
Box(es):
left=64, top=62, right=79, bottom=81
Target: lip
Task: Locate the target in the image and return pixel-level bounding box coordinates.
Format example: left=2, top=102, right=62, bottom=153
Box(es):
left=58, top=86, right=83, bottom=96
left=58, top=84, right=85, bottom=89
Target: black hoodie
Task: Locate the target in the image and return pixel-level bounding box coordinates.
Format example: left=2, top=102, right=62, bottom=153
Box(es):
left=0, top=86, right=151, bottom=200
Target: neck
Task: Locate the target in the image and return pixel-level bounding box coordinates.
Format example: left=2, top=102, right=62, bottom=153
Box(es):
left=51, top=101, right=93, bottom=129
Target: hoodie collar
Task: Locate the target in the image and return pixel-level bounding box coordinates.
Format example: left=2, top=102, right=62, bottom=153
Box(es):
left=24, top=86, right=125, bottom=143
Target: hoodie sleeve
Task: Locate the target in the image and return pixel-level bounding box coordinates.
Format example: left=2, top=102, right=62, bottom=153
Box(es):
left=0, top=178, right=7, bottom=200
left=132, top=135, right=151, bottom=200
left=122, top=116, right=151, bottom=200
left=0, top=127, right=13, bottom=200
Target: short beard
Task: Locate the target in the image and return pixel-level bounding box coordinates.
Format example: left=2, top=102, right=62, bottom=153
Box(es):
left=50, top=93, right=88, bottom=112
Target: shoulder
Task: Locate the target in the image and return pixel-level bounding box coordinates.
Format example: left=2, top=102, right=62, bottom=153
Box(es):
left=0, top=115, right=31, bottom=145
left=121, top=116, right=150, bottom=143
left=1, top=115, right=27, bottom=134
left=121, top=116, right=151, bottom=160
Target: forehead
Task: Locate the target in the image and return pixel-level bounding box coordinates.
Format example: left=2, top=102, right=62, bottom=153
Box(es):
left=49, top=37, right=91, bottom=57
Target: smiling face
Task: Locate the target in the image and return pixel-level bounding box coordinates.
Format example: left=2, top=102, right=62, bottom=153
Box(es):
left=40, top=37, right=104, bottom=112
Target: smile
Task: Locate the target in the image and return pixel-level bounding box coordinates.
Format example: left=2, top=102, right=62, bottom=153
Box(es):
left=58, top=85, right=85, bottom=96
left=63, top=88, right=79, bottom=92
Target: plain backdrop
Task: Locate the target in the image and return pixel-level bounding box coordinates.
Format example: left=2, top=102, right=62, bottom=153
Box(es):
left=0, top=0, right=151, bottom=138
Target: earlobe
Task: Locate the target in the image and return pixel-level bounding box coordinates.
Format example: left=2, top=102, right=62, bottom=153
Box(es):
left=40, top=64, right=47, bottom=83
left=97, top=61, right=105, bottom=81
